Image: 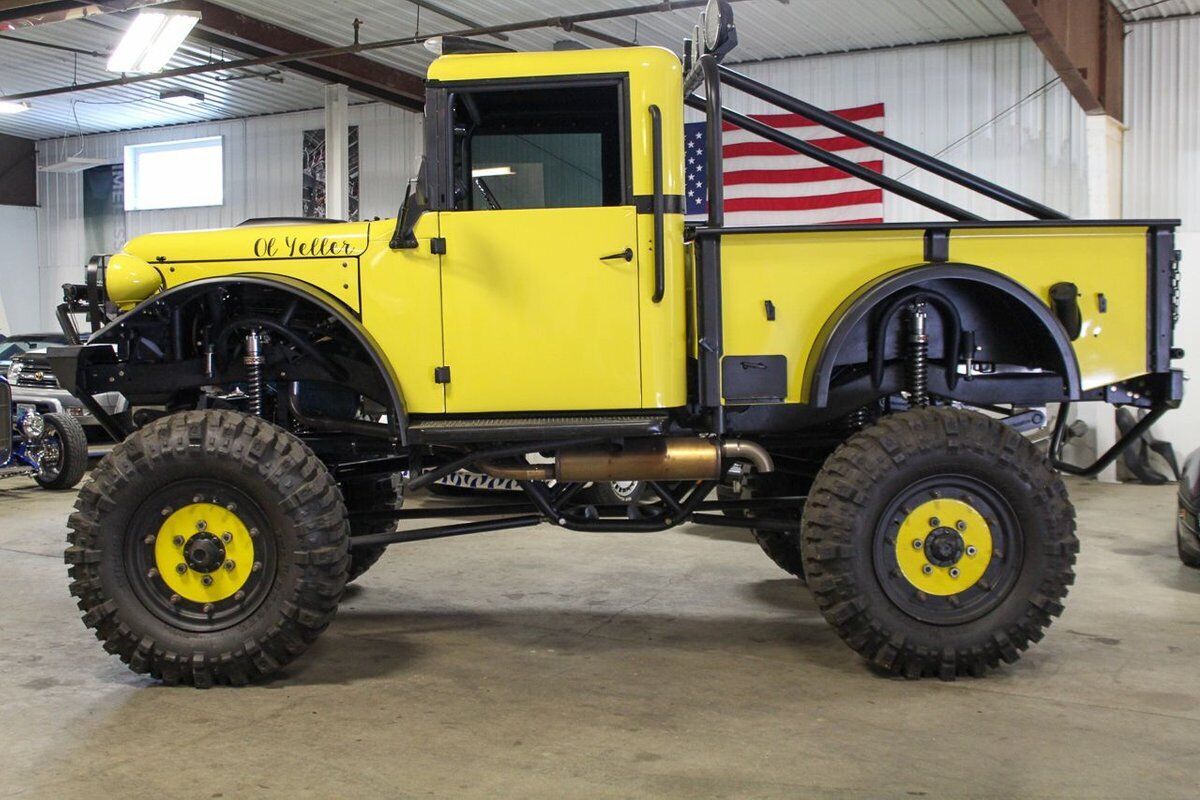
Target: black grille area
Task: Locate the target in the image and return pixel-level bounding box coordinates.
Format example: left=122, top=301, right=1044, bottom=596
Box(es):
left=15, top=372, right=59, bottom=389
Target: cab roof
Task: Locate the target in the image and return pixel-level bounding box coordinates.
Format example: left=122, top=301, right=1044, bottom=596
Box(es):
left=426, top=45, right=681, bottom=84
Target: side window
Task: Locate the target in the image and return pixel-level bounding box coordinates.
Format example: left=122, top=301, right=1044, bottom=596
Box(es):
left=451, top=82, right=625, bottom=211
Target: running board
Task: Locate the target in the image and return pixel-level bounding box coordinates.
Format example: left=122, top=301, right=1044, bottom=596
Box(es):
left=409, top=414, right=670, bottom=444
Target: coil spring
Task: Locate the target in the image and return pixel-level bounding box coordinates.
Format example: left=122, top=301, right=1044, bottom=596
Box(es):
left=244, top=328, right=264, bottom=417
left=906, top=301, right=929, bottom=407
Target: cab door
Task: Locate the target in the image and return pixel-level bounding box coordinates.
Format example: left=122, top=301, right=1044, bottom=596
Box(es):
left=437, top=79, right=642, bottom=413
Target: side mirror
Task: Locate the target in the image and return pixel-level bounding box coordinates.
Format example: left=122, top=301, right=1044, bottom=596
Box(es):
left=390, top=181, right=418, bottom=249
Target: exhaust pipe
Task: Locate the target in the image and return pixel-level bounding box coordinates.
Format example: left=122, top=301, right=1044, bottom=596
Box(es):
left=479, top=438, right=773, bottom=482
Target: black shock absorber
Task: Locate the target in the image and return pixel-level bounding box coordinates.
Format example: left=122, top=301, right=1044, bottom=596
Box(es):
left=244, top=328, right=264, bottom=417
left=906, top=301, right=929, bottom=407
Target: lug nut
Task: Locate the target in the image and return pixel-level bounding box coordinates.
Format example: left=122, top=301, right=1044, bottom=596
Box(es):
left=161, top=506, right=173, bottom=517
left=146, top=568, right=159, bottom=579
left=175, top=563, right=188, bottom=575
left=929, top=516, right=940, bottom=527
left=922, top=564, right=934, bottom=575
left=143, top=534, right=156, bottom=545
left=956, top=520, right=967, bottom=531
left=252, top=561, right=262, bottom=573
left=200, top=575, right=213, bottom=587
left=223, top=560, right=236, bottom=571
left=192, top=495, right=203, bottom=504
left=249, top=528, right=259, bottom=538
left=966, top=545, right=978, bottom=557
left=234, top=591, right=245, bottom=602
left=202, top=603, right=214, bottom=614
left=196, top=520, right=207, bottom=530
left=221, top=532, right=233, bottom=544
left=169, top=594, right=181, bottom=605
left=226, top=502, right=237, bottom=512
left=949, top=568, right=960, bottom=579
left=172, top=535, right=185, bottom=547
left=912, top=539, right=924, bottom=550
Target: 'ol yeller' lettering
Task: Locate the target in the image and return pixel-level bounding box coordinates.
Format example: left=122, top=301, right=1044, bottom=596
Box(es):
left=252, top=236, right=353, bottom=258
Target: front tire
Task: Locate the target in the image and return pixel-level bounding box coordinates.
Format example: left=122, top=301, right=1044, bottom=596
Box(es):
left=802, top=408, right=1077, bottom=679
left=34, top=412, right=88, bottom=490
left=65, top=411, right=349, bottom=686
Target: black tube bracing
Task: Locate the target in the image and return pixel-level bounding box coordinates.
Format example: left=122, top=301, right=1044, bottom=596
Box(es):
left=685, top=95, right=983, bottom=222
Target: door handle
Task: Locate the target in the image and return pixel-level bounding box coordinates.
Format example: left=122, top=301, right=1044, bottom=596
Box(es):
left=600, top=248, right=633, bottom=262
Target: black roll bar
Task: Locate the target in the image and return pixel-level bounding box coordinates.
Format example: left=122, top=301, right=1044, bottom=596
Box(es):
left=715, top=65, right=1069, bottom=221
left=684, top=94, right=984, bottom=223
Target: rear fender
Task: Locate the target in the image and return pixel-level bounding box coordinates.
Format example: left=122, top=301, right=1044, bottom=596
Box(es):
left=804, top=262, right=1082, bottom=408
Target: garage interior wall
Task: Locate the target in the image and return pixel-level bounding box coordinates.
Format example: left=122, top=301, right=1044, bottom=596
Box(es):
left=0, top=204, right=40, bottom=333
left=1124, top=16, right=1200, bottom=455
left=36, top=102, right=422, bottom=325
left=31, top=18, right=1198, bottom=450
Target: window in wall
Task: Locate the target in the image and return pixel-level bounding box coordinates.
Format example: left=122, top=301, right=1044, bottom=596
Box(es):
left=451, top=82, right=626, bottom=211
left=123, top=136, right=223, bottom=211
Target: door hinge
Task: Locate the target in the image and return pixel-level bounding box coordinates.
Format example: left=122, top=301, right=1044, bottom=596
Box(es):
left=430, top=237, right=447, bottom=255
left=433, top=365, right=451, bottom=384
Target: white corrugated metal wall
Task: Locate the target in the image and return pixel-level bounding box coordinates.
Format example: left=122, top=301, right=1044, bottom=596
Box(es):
left=1124, top=17, right=1200, bottom=453
left=35, top=102, right=422, bottom=326
left=724, top=35, right=1090, bottom=222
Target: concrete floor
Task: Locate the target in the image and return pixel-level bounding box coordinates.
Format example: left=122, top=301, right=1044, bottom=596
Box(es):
left=1, top=476, right=1198, bottom=799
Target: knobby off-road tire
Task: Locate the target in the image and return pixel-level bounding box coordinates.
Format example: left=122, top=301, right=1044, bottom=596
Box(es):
left=65, top=410, right=350, bottom=687
left=35, top=412, right=89, bottom=490
left=802, top=407, right=1077, bottom=679
left=341, top=474, right=402, bottom=582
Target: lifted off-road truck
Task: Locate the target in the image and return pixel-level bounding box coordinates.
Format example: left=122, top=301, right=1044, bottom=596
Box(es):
left=53, top=3, right=1182, bottom=686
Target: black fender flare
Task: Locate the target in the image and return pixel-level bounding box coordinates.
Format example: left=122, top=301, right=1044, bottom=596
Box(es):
left=803, top=262, right=1082, bottom=407
left=90, top=274, right=410, bottom=443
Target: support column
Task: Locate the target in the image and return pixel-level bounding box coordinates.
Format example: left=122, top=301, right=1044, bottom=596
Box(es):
left=1075, top=113, right=1126, bottom=482
left=324, top=83, right=349, bottom=221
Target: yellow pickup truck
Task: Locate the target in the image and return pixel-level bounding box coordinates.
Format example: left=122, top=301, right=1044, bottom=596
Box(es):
left=54, top=2, right=1181, bottom=686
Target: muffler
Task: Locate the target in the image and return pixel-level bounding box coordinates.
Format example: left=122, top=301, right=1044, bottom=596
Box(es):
left=479, top=438, right=772, bottom=482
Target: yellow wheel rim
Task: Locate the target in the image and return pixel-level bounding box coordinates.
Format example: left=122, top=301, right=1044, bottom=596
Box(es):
left=153, top=502, right=255, bottom=603
left=894, top=498, right=993, bottom=596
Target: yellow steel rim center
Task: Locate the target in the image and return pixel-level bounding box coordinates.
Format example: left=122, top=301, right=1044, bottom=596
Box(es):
left=894, top=498, right=993, bottom=596
left=153, top=502, right=255, bottom=603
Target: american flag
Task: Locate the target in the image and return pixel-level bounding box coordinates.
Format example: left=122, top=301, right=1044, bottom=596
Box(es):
left=684, top=102, right=886, bottom=226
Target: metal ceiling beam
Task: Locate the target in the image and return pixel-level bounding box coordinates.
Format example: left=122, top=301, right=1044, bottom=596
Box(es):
left=1003, top=0, right=1124, bottom=121
left=0, top=0, right=166, bottom=30
left=163, top=0, right=426, bottom=109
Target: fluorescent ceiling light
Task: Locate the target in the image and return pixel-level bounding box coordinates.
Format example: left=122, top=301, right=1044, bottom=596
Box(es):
left=107, top=9, right=201, bottom=74
left=0, top=100, right=30, bottom=114
left=159, top=88, right=205, bottom=105
left=472, top=166, right=514, bottom=177
left=39, top=157, right=110, bottom=173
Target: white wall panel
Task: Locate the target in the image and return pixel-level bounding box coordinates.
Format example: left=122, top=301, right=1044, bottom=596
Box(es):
left=1124, top=17, right=1200, bottom=454
left=704, top=34, right=1090, bottom=222
left=36, top=103, right=423, bottom=327
left=0, top=205, right=40, bottom=334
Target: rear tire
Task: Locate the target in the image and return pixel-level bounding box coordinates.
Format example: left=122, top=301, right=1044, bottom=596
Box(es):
left=34, top=412, right=88, bottom=490
left=802, top=407, right=1077, bottom=679
left=65, top=410, right=349, bottom=686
